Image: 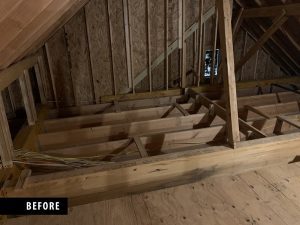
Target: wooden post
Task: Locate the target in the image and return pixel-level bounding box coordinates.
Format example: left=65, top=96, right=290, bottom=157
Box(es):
left=181, top=0, right=186, bottom=88
left=19, top=70, right=37, bottom=126
left=217, top=0, right=240, bottom=147
left=165, top=0, right=169, bottom=90
left=197, top=0, right=204, bottom=86
left=127, top=0, right=135, bottom=94
left=107, top=0, right=117, bottom=96
left=34, top=63, right=47, bottom=104
left=146, top=0, right=152, bottom=92
left=210, top=10, right=218, bottom=85
left=123, top=0, right=133, bottom=90
left=0, top=93, right=13, bottom=168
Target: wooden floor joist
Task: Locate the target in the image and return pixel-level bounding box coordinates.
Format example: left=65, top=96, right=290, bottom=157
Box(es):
left=5, top=132, right=300, bottom=207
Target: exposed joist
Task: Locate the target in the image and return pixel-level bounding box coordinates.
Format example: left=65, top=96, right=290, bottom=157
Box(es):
left=191, top=92, right=266, bottom=140
left=0, top=55, right=37, bottom=91
left=6, top=133, right=300, bottom=207
left=244, top=105, right=271, bottom=119
left=38, top=114, right=206, bottom=150
left=133, top=136, right=148, bottom=158
left=44, top=91, right=300, bottom=132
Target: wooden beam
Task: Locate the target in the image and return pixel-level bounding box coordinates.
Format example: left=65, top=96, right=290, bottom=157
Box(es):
left=133, top=136, right=148, bottom=158
left=235, top=12, right=288, bottom=72
left=0, top=55, right=37, bottom=91
left=146, top=0, right=152, bottom=92
left=107, top=0, right=116, bottom=96
left=44, top=117, right=288, bottom=160
left=45, top=103, right=193, bottom=132
left=181, top=0, right=186, bottom=88
left=233, top=7, right=244, bottom=40
left=276, top=115, right=300, bottom=130
left=217, top=0, right=240, bottom=147
left=0, top=94, right=13, bottom=168
left=174, top=103, right=190, bottom=116
left=165, top=0, right=169, bottom=90
left=44, top=91, right=300, bottom=132
left=45, top=43, right=59, bottom=108
left=123, top=0, right=133, bottom=89
left=243, top=4, right=300, bottom=18
left=6, top=133, right=300, bottom=207
left=34, top=63, right=47, bottom=104
left=38, top=114, right=206, bottom=150
left=197, top=0, right=204, bottom=86
left=244, top=105, right=271, bottom=119
left=210, top=11, right=218, bottom=85
left=19, top=70, right=37, bottom=126
left=192, top=92, right=266, bottom=139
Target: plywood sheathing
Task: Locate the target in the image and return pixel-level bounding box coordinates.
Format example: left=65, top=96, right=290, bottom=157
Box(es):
left=46, top=28, right=75, bottom=107
left=64, top=9, right=95, bottom=106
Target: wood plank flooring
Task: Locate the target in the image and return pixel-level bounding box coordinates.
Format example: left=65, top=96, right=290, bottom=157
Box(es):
left=4, top=162, right=300, bottom=225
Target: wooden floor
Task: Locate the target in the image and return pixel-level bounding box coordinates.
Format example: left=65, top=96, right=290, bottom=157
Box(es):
left=3, top=161, right=300, bottom=225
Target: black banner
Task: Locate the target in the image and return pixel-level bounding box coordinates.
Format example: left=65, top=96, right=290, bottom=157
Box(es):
left=0, top=198, right=68, bottom=215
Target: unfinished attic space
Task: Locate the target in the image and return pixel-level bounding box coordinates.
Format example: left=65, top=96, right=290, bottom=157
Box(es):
left=1, top=0, right=300, bottom=223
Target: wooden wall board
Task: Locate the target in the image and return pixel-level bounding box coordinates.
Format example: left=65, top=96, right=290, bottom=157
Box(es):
left=85, top=0, right=114, bottom=100
left=46, top=28, right=75, bottom=107
left=150, top=0, right=165, bottom=91
left=64, top=8, right=94, bottom=106
left=130, top=0, right=148, bottom=92
left=109, top=0, right=129, bottom=94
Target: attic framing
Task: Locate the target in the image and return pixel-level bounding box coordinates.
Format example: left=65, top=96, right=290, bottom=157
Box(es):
left=0, top=0, right=300, bottom=210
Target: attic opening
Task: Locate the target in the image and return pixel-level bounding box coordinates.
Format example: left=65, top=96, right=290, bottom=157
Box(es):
left=204, top=49, right=220, bottom=77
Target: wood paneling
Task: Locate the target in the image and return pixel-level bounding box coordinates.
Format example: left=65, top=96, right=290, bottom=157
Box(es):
left=0, top=0, right=91, bottom=70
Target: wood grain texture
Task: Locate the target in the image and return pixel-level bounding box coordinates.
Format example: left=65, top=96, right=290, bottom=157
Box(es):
left=85, top=0, right=113, bottom=100
left=4, top=163, right=300, bottom=225
left=46, top=28, right=75, bottom=107
left=109, top=0, right=128, bottom=94
left=64, top=9, right=94, bottom=106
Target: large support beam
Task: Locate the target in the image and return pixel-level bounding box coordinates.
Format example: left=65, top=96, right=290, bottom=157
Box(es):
left=243, top=4, right=300, bottom=18
left=235, top=12, right=288, bottom=72
left=217, top=0, right=240, bottom=147
left=6, top=133, right=300, bottom=207
left=0, top=94, right=13, bottom=168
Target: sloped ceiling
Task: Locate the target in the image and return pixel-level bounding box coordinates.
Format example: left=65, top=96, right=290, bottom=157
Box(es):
left=0, top=0, right=89, bottom=70
left=235, top=0, right=300, bottom=75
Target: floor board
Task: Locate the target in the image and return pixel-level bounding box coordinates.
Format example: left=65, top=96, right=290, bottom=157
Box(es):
left=3, top=162, right=300, bottom=225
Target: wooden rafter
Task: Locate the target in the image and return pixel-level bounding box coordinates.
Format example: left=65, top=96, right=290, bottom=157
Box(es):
left=235, top=12, right=288, bottom=72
